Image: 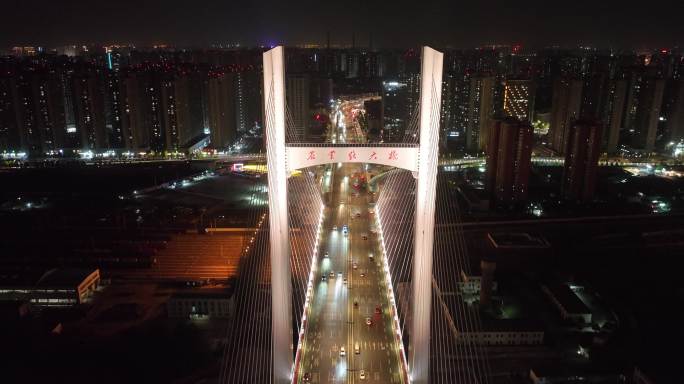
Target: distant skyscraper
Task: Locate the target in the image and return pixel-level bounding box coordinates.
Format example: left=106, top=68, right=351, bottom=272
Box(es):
left=364, top=99, right=383, bottom=141
left=0, top=67, right=69, bottom=154
left=103, top=69, right=125, bottom=148
left=466, top=75, right=495, bottom=152
left=0, top=75, right=20, bottom=151
left=235, top=71, right=262, bottom=134
left=173, top=72, right=205, bottom=147
left=207, top=73, right=237, bottom=148
left=58, top=67, right=80, bottom=149
left=602, top=79, right=627, bottom=152
left=345, top=51, right=360, bottom=79
left=625, top=74, right=665, bottom=151
left=503, top=79, right=534, bottom=121
left=286, top=73, right=311, bottom=141
left=160, top=76, right=180, bottom=151
left=486, top=118, right=533, bottom=207
left=666, top=79, right=684, bottom=144
left=120, top=69, right=177, bottom=152
left=561, top=120, right=602, bottom=202
left=121, top=72, right=147, bottom=150
left=382, top=78, right=414, bottom=142
left=549, top=77, right=583, bottom=154
left=72, top=68, right=107, bottom=150
left=440, top=71, right=472, bottom=147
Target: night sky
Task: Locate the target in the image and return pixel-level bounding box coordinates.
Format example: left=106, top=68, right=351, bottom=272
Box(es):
left=2, top=0, right=683, bottom=49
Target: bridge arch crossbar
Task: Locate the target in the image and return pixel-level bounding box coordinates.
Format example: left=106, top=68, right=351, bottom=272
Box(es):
left=285, top=146, right=418, bottom=172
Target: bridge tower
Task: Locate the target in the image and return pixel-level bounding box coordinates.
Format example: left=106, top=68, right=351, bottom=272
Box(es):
left=263, top=46, right=443, bottom=384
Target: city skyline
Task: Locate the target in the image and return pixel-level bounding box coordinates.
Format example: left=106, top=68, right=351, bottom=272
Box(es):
left=2, top=2, right=684, bottom=383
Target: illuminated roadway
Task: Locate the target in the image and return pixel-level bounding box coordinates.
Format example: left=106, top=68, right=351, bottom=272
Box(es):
left=296, top=99, right=405, bottom=383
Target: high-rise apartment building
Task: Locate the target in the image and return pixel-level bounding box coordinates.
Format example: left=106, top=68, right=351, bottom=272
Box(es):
left=561, top=120, right=602, bottom=202
left=0, top=67, right=69, bottom=154
left=503, top=79, right=535, bottom=121
left=173, top=72, right=206, bottom=147
left=665, top=79, right=684, bottom=144
left=466, top=75, right=495, bottom=152
left=0, top=75, right=20, bottom=151
left=160, top=76, right=180, bottom=151
left=364, top=99, right=383, bottom=141
left=486, top=118, right=533, bottom=207
left=235, top=71, right=262, bottom=134
left=624, top=73, right=665, bottom=151
left=207, top=73, right=237, bottom=148
left=120, top=72, right=146, bottom=150
left=601, top=79, right=627, bottom=152
left=72, top=68, right=107, bottom=150
left=103, top=68, right=125, bottom=148
left=286, top=73, right=311, bottom=141
left=549, top=77, right=583, bottom=154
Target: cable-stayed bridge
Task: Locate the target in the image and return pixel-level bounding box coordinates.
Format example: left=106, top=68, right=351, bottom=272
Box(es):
left=219, top=46, right=491, bottom=384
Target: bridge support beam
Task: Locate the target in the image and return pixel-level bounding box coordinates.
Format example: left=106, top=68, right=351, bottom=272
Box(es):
left=410, top=46, right=443, bottom=384
left=264, top=46, right=293, bottom=384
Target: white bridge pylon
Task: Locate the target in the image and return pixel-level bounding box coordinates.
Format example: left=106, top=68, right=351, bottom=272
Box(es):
left=263, top=46, right=443, bottom=384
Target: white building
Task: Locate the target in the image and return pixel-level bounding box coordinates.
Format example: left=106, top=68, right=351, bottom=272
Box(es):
left=167, top=288, right=234, bottom=319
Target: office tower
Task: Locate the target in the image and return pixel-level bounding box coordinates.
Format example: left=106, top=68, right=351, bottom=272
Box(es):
left=72, top=67, right=108, bottom=150
left=364, top=99, right=383, bottom=141
left=486, top=118, right=533, bottom=207
left=549, top=77, right=583, bottom=154
left=503, top=79, right=535, bottom=121
left=562, top=120, right=602, bottom=202
left=466, top=75, right=495, bottom=152
left=207, top=73, right=237, bottom=148
left=625, top=74, right=665, bottom=151
left=286, top=73, right=311, bottom=141
left=602, top=79, right=627, bottom=152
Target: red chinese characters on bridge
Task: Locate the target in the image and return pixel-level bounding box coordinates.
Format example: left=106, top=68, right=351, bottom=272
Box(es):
left=301, top=148, right=401, bottom=164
